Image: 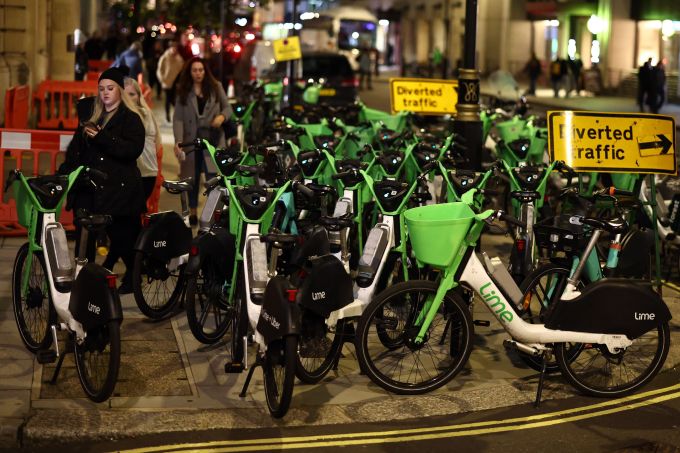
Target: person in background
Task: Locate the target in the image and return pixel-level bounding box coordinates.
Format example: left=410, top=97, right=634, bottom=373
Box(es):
left=637, top=58, right=652, bottom=112
left=358, top=45, right=372, bottom=90
left=147, top=40, right=164, bottom=99
left=567, top=55, right=583, bottom=97
left=173, top=57, right=232, bottom=226
left=523, top=52, right=541, bottom=96
left=113, top=41, right=144, bottom=80
left=84, top=30, right=105, bottom=61
left=74, top=29, right=88, bottom=81
left=648, top=61, right=666, bottom=114
left=549, top=57, right=567, bottom=98
left=58, top=67, right=145, bottom=293
left=124, top=77, right=159, bottom=203
left=157, top=40, right=185, bottom=122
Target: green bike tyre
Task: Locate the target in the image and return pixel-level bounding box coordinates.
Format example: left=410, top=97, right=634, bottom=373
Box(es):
left=263, top=335, right=298, bottom=418
left=356, top=280, right=473, bottom=395
left=12, top=243, right=55, bottom=353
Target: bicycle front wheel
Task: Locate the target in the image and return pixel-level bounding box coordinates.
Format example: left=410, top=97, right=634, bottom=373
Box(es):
left=132, top=251, right=185, bottom=320
left=74, top=320, right=121, bottom=402
left=263, top=335, right=297, bottom=418
left=12, top=243, right=55, bottom=353
left=356, top=280, right=473, bottom=395
left=555, top=321, right=670, bottom=398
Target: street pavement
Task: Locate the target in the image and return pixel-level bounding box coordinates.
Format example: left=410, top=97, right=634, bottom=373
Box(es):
left=1, top=82, right=680, bottom=452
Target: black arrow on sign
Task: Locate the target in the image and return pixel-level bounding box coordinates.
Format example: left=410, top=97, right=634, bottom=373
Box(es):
left=638, top=134, right=673, bottom=154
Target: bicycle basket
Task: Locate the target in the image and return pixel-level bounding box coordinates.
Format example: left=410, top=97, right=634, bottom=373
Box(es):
left=404, top=202, right=475, bottom=268
left=13, top=180, right=34, bottom=228
left=534, top=214, right=587, bottom=253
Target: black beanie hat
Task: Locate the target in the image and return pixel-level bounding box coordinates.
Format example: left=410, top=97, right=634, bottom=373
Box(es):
left=98, top=67, right=125, bottom=87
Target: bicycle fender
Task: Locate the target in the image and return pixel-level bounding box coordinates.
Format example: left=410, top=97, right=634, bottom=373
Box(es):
left=68, top=263, right=123, bottom=331
left=257, top=276, right=301, bottom=343
left=184, top=227, right=235, bottom=277
left=133, top=211, right=192, bottom=261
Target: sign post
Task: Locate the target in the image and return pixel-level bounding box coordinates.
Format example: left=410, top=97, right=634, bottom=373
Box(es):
left=389, top=78, right=458, bottom=115
left=548, top=110, right=677, bottom=289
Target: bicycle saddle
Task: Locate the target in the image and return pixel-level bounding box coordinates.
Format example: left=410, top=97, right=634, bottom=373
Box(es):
left=335, top=159, right=364, bottom=186
left=76, top=212, right=112, bottom=229
left=374, top=179, right=410, bottom=212
left=582, top=216, right=628, bottom=234
left=163, top=178, right=194, bottom=194
left=510, top=190, right=541, bottom=202
left=376, top=151, right=405, bottom=175
left=235, top=186, right=274, bottom=220
left=28, top=175, right=69, bottom=209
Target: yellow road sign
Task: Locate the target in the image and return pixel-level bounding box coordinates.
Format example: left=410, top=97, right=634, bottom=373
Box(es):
left=272, top=36, right=302, bottom=62
left=390, top=78, right=457, bottom=115
left=548, top=111, right=677, bottom=175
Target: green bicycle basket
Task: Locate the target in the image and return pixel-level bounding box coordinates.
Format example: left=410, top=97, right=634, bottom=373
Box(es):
left=13, top=180, right=35, bottom=228
left=404, top=202, right=475, bottom=268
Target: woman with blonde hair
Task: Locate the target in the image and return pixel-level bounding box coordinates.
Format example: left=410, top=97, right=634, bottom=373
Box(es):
left=59, top=67, right=146, bottom=293
left=124, top=77, right=160, bottom=202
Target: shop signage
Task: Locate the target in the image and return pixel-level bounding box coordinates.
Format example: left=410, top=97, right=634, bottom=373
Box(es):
left=389, top=78, right=458, bottom=115
left=272, top=36, right=302, bottom=62
left=548, top=111, right=676, bottom=175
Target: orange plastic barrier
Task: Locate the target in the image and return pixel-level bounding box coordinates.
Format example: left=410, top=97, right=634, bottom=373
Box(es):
left=4, top=85, right=29, bottom=128
left=88, top=60, right=113, bottom=72
left=0, top=128, right=75, bottom=235
left=33, top=80, right=98, bottom=130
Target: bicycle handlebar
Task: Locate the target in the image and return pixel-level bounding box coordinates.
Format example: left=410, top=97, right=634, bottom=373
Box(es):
left=292, top=181, right=315, bottom=198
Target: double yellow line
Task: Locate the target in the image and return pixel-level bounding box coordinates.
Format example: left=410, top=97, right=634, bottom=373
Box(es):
left=116, top=383, right=680, bottom=453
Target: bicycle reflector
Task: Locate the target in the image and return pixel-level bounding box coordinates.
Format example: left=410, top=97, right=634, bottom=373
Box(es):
left=286, top=289, right=298, bottom=302
left=516, top=239, right=526, bottom=252
left=105, top=274, right=117, bottom=289
left=141, top=215, right=152, bottom=228
left=190, top=245, right=200, bottom=256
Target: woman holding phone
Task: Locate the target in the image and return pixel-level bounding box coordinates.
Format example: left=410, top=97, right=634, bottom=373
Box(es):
left=59, top=67, right=146, bottom=293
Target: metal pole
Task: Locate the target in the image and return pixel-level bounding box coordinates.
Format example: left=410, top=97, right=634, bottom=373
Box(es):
left=286, top=0, right=298, bottom=107
left=453, top=0, right=482, bottom=171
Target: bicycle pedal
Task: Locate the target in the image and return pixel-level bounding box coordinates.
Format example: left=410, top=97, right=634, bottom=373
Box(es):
left=473, top=320, right=491, bottom=327
left=36, top=349, right=57, bottom=364
left=225, top=361, right=245, bottom=373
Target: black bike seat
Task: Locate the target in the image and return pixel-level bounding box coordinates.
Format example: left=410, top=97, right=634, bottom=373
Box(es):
left=77, top=213, right=112, bottom=229
left=511, top=190, right=541, bottom=202
left=163, top=178, right=194, bottom=193
left=582, top=216, right=628, bottom=234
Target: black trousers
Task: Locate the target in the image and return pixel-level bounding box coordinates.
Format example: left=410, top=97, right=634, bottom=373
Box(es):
left=142, top=176, right=157, bottom=202
left=102, top=215, right=141, bottom=283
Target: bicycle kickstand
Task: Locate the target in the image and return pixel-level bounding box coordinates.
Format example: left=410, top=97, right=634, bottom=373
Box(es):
left=239, top=354, right=263, bottom=398
left=533, top=351, right=549, bottom=408
left=50, top=335, right=74, bottom=385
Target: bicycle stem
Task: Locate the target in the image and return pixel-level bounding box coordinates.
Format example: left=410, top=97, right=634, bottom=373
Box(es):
left=568, top=229, right=602, bottom=287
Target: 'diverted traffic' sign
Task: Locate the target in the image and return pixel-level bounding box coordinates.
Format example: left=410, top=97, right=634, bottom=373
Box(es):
left=390, top=78, right=458, bottom=115
left=272, top=36, right=302, bottom=62
left=548, top=111, right=676, bottom=175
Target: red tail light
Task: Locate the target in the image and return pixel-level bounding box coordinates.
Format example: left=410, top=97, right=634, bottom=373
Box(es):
left=141, top=215, right=152, bottom=228
left=286, top=289, right=298, bottom=302
left=190, top=245, right=199, bottom=256
left=341, top=77, right=358, bottom=88
left=214, top=210, right=222, bottom=223
left=516, top=239, right=526, bottom=252
left=106, top=274, right=117, bottom=289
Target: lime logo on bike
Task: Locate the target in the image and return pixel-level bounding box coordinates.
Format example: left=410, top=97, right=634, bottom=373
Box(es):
left=635, top=312, right=655, bottom=321
left=261, top=309, right=281, bottom=330
left=153, top=240, right=166, bottom=248
left=480, top=283, right=514, bottom=323
left=87, top=302, right=101, bottom=315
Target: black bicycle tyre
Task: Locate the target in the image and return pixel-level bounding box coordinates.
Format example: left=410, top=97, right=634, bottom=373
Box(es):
left=295, top=317, right=345, bottom=384
left=356, top=280, right=473, bottom=395
left=74, top=319, right=121, bottom=403
left=132, top=251, right=185, bottom=320
left=555, top=321, right=669, bottom=397
left=263, top=335, right=297, bottom=418
left=12, top=243, right=55, bottom=353
left=185, top=261, right=231, bottom=344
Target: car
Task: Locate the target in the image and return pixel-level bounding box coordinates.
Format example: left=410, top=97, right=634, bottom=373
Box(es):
left=267, top=52, right=358, bottom=105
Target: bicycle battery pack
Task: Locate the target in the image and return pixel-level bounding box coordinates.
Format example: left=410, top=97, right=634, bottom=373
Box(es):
left=257, top=276, right=301, bottom=343
left=246, top=236, right=269, bottom=304
left=69, top=263, right=123, bottom=330
left=545, top=279, right=671, bottom=339
left=482, top=253, right=523, bottom=307
left=45, top=223, right=74, bottom=293
left=329, top=198, right=351, bottom=252
left=298, top=255, right=353, bottom=318
left=356, top=224, right=390, bottom=288
left=134, top=211, right=192, bottom=262
left=199, top=186, right=228, bottom=231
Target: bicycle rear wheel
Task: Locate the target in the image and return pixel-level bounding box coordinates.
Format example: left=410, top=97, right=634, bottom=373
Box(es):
left=12, top=243, right=55, bottom=353
left=296, top=314, right=345, bottom=384
left=132, top=251, right=185, bottom=320
left=74, top=320, right=121, bottom=402
left=555, top=322, right=670, bottom=397
left=263, top=335, right=297, bottom=418
left=356, top=280, right=473, bottom=395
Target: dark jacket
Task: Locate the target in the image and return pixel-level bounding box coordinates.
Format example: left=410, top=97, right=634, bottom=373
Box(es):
left=59, top=100, right=146, bottom=216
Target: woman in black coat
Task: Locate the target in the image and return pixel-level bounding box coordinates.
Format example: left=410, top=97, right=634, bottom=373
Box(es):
left=59, top=67, right=146, bottom=293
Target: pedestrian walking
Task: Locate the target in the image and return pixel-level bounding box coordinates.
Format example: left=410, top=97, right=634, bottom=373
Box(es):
left=523, top=52, right=541, bottom=95
left=637, top=58, right=652, bottom=112
left=84, top=31, right=105, bottom=61
left=58, top=67, right=146, bottom=293
left=113, top=41, right=144, bottom=81
left=358, top=46, right=372, bottom=90
left=145, top=39, right=164, bottom=99
left=648, top=62, right=666, bottom=114
left=173, top=57, right=233, bottom=226
left=549, top=57, right=567, bottom=98
left=74, top=29, right=88, bottom=81
left=567, top=56, right=583, bottom=96
left=124, top=77, right=160, bottom=203
left=156, top=40, right=185, bottom=122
